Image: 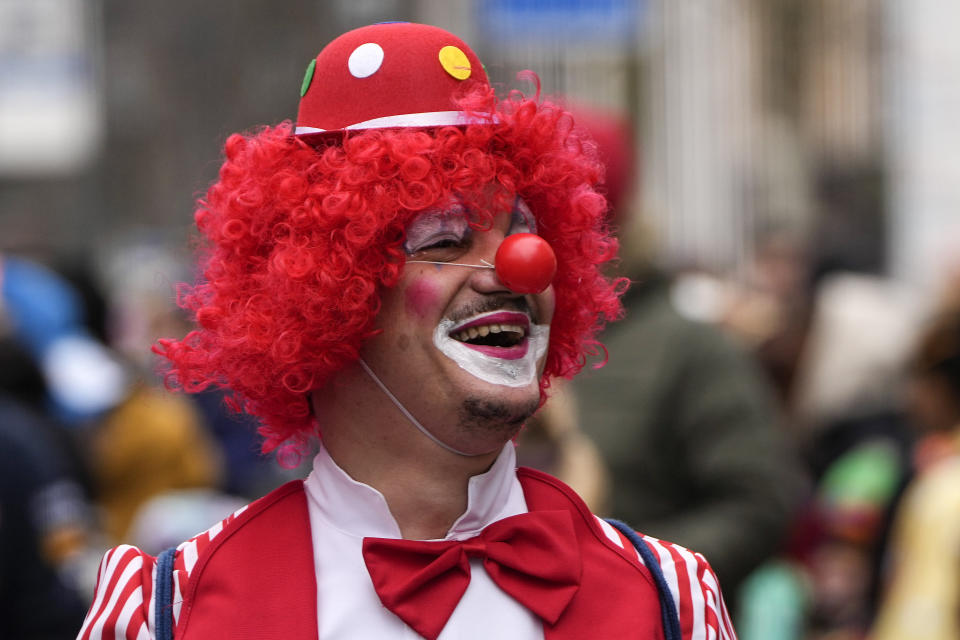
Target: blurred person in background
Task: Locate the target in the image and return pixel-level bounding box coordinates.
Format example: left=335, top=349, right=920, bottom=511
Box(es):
left=784, top=273, right=923, bottom=639
left=58, top=255, right=232, bottom=548
left=722, top=257, right=926, bottom=639
left=0, top=387, right=90, bottom=638
left=871, top=301, right=960, bottom=640
left=0, top=257, right=95, bottom=637
left=720, top=226, right=815, bottom=409
left=88, top=374, right=226, bottom=545
left=570, top=106, right=808, bottom=608
left=78, top=22, right=736, bottom=640
left=103, top=243, right=294, bottom=501
left=2, top=252, right=230, bottom=554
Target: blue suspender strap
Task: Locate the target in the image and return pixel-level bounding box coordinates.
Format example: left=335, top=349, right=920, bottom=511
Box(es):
left=604, top=519, right=682, bottom=640
left=155, top=546, right=178, bottom=640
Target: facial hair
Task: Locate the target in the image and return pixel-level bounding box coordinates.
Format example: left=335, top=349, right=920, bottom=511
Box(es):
left=447, top=295, right=535, bottom=325
left=457, top=395, right=540, bottom=439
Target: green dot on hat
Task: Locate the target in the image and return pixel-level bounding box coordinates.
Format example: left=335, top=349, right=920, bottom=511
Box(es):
left=300, top=59, right=316, bottom=97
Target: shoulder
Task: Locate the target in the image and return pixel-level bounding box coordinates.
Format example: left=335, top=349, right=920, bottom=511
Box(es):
left=76, top=494, right=259, bottom=640
left=76, top=544, right=158, bottom=640
left=518, top=467, right=737, bottom=639
left=913, top=456, right=960, bottom=501
left=78, top=481, right=310, bottom=640
left=899, top=457, right=960, bottom=530
left=638, top=533, right=738, bottom=639
left=599, top=519, right=737, bottom=639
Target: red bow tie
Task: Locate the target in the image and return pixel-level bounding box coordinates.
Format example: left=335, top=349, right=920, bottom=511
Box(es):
left=362, top=510, right=582, bottom=640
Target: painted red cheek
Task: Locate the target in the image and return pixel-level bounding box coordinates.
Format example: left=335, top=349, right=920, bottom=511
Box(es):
left=404, top=278, right=441, bottom=319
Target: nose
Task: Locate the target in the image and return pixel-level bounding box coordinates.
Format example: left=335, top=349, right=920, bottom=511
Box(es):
left=494, top=233, right=557, bottom=294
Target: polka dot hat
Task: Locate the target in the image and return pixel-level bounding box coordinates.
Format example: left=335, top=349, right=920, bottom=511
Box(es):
left=296, top=22, right=491, bottom=138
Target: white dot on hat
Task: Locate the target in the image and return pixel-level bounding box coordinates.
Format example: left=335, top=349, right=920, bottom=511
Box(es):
left=348, top=42, right=384, bottom=78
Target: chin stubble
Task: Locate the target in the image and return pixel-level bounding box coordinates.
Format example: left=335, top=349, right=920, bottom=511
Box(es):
left=458, top=396, right=540, bottom=436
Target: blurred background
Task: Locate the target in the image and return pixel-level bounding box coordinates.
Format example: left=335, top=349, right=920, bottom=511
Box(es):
left=2, top=0, right=960, bottom=638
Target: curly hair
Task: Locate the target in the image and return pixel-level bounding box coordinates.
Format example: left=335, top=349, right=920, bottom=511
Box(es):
left=155, top=86, right=627, bottom=456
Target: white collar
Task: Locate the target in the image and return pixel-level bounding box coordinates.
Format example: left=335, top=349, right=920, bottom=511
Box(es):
left=303, top=442, right=527, bottom=541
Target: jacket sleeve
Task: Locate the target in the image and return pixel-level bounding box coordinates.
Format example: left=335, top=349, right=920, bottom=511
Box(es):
left=600, top=516, right=738, bottom=639
left=76, top=499, right=249, bottom=640
left=642, top=534, right=739, bottom=640
left=76, top=544, right=186, bottom=640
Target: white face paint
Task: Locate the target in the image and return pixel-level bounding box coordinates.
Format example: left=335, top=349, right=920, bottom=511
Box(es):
left=433, top=318, right=550, bottom=387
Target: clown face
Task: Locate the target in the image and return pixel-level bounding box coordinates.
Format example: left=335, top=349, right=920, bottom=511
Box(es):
left=359, top=195, right=555, bottom=455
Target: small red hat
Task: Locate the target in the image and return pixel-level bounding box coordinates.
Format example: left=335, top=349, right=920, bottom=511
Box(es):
left=296, top=22, right=491, bottom=138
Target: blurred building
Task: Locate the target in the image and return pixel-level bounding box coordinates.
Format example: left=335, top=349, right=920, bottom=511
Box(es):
left=429, top=0, right=957, bottom=294
left=885, top=0, right=960, bottom=295
left=1, top=0, right=958, bottom=310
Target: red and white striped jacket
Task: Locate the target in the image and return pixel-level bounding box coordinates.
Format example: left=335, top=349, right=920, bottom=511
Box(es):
left=78, top=470, right=736, bottom=640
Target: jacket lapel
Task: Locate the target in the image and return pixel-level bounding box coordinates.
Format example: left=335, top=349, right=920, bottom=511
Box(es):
left=518, top=468, right=665, bottom=640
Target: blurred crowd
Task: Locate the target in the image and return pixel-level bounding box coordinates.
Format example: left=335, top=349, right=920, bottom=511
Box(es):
left=0, top=250, right=299, bottom=638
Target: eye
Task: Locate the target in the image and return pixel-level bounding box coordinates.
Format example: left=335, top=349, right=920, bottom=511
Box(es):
left=418, top=236, right=467, bottom=252
left=509, top=197, right=537, bottom=236
left=403, top=205, right=472, bottom=256
left=405, top=227, right=474, bottom=258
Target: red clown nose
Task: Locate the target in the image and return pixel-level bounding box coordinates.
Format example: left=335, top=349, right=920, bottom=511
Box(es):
left=495, top=234, right=557, bottom=294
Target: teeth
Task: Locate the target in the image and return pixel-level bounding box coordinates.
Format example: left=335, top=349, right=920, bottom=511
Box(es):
left=453, top=323, right=526, bottom=343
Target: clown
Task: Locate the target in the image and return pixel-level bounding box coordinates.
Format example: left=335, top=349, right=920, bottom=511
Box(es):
left=78, top=23, right=736, bottom=640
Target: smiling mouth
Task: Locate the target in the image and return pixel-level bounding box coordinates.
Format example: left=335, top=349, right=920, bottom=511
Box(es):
left=448, top=312, right=531, bottom=359
left=452, top=322, right=526, bottom=348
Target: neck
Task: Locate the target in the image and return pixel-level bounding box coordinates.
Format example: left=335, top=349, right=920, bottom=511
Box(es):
left=311, top=366, right=503, bottom=540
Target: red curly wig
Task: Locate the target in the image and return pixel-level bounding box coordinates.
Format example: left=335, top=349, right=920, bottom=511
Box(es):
left=155, top=85, right=627, bottom=456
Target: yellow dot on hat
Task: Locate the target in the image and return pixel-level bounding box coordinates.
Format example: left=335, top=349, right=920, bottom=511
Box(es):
left=439, top=46, right=471, bottom=80
left=348, top=42, right=384, bottom=78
